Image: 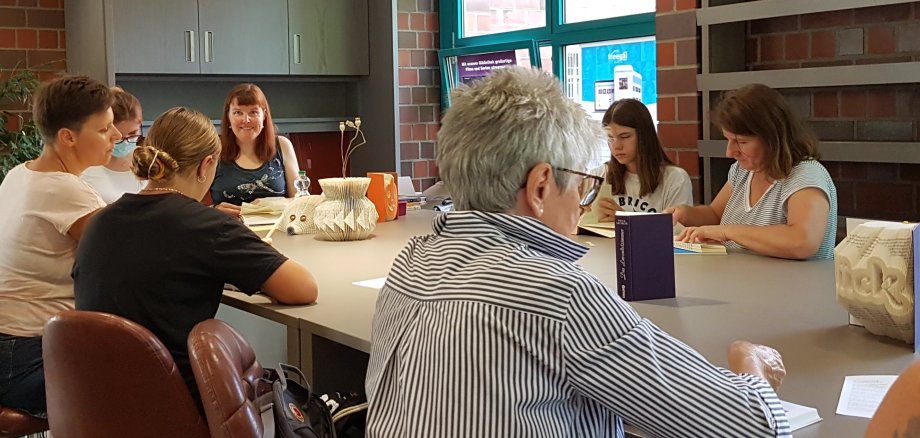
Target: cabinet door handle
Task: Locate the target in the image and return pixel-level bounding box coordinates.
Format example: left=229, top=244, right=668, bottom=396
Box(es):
left=185, top=30, right=195, bottom=63
left=293, top=34, right=302, bottom=64
left=204, top=31, right=214, bottom=63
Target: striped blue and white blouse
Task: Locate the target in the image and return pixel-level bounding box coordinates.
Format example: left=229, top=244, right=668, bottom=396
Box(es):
left=721, top=160, right=837, bottom=259
left=365, top=210, right=790, bottom=438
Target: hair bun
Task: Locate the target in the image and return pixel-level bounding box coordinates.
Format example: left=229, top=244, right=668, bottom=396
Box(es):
left=131, top=145, right=180, bottom=180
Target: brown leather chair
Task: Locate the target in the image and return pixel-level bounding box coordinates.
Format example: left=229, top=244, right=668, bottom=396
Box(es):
left=188, top=319, right=265, bottom=438
left=42, top=310, right=209, bottom=438
left=0, top=404, right=48, bottom=438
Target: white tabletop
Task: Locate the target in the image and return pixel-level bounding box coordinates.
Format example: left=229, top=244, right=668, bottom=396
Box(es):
left=223, top=210, right=918, bottom=437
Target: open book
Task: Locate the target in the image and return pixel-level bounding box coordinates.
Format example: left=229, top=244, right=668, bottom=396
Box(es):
left=673, top=241, right=727, bottom=255
left=781, top=400, right=822, bottom=432
left=576, top=183, right=616, bottom=238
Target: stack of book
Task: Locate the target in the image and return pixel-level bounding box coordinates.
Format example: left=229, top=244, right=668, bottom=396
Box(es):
left=673, top=241, right=727, bottom=255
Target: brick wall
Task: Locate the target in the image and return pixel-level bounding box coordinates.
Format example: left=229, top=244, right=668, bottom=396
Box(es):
left=743, top=3, right=920, bottom=223
left=0, top=0, right=66, bottom=129
left=656, top=0, right=703, bottom=202
left=397, top=0, right=440, bottom=193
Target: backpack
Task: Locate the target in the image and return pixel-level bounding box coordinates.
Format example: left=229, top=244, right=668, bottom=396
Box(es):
left=256, top=363, right=336, bottom=438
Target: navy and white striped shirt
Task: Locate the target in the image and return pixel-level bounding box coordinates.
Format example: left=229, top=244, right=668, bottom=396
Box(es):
left=365, top=211, right=790, bottom=437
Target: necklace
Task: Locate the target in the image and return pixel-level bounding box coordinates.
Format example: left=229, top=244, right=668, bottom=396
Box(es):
left=141, top=187, right=184, bottom=195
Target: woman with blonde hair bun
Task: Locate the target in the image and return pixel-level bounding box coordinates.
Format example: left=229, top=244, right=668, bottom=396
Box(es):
left=73, top=107, right=318, bottom=409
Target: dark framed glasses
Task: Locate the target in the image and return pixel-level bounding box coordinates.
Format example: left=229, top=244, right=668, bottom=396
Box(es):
left=555, top=167, right=604, bottom=207
left=116, top=134, right=143, bottom=144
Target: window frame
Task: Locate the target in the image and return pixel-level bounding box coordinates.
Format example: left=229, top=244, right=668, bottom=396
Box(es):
left=439, top=1, right=656, bottom=107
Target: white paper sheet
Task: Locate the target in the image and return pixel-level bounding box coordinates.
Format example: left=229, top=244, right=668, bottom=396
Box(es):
left=397, top=176, right=420, bottom=196
left=780, top=400, right=821, bottom=431
left=836, top=375, right=898, bottom=418
left=352, top=277, right=387, bottom=290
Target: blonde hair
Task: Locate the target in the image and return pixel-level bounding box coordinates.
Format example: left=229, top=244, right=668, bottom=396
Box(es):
left=110, top=86, right=141, bottom=124
left=132, top=107, right=220, bottom=181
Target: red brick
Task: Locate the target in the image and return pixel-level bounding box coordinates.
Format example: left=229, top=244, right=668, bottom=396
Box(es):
left=411, top=123, right=427, bottom=140
left=854, top=3, right=913, bottom=24
left=0, top=0, right=16, bottom=5
left=399, top=125, right=412, bottom=142
left=677, top=95, right=698, bottom=121
left=410, top=50, right=426, bottom=67
left=3, top=114, right=19, bottom=130
left=398, top=49, right=410, bottom=67
left=867, top=90, right=897, bottom=118
left=810, top=31, right=835, bottom=58
left=24, top=8, right=61, bottom=28
left=400, top=143, right=420, bottom=160
left=0, top=8, right=25, bottom=26
left=675, top=0, right=695, bottom=11
left=840, top=162, right=867, bottom=179
left=656, top=0, right=673, bottom=13
left=855, top=182, right=913, bottom=215
left=784, top=33, right=808, bottom=60
left=750, top=15, right=799, bottom=35
left=657, top=96, right=676, bottom=121
left=398, top=69, right=418, bottom=86
left=657, top=41, right=675, bottom=67
left=425, top=50, right=439, bottom=67
left=840, top=91, right=867, bottom=118
left=37, top=29, right=55, bottom=48
left=399, top=105, right=419, bottom=123
left=427, top=124, right=439, bottom=140
left=58, top=30, right=64, bottom=49
left=675, top=39, right=697, bottom=65
left=398, top=87, right=411, bottom=105
left=410, top=87, right=426, bottom=104
left=418, top=31, right=434, bottom=49
left=657, top=123, right=699, bottom=149
left=759, top=35, right=783, bottom=62
left=428, top=160, right=439, bottom=178
left=15, top=29, right=36, bottom=49
left=18, top=0, right=37, bottom=7
left=425, top=13, right=439, bottom=32
left=677, top=151, right=699, bottom=177
left=813, top=91, right=838, bottom=118
left=657, top=68, right=697, bottom=94
left=38, top=0, right=59, bottom=7
left=0, top=29, right=14, bottom=48
left=900, top=164, right=920, bottom=182
left=397, top=13, right=409, bottom=30
left=413, top=160, right=429, bottom=178
left=801, top=10, right=853, bottom=29
left=745, top=38, right=757, bottom=63
left=867, top=26, right=895, bottom=55
left=410, top=13, right=425, bottom=30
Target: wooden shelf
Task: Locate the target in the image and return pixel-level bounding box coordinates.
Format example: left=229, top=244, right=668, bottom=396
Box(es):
left=697, top=62, right=920, bottom=91
left=698, top=140, right=920, bottom=164
left=697, top=0, right=915, bottom=26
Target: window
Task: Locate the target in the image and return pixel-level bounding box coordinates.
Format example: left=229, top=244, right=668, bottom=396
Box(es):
left=563, top=0, right=655, bottom=24
left=462, top=0, right=547, bottom=38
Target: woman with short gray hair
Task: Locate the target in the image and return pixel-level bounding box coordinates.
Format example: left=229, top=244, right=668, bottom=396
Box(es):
left=365, top=66, right=791, bottom=438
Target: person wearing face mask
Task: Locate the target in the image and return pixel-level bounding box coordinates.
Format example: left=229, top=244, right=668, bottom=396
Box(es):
left=209, top=83, right=300, bottom=218
left=81, top=86, right=146, bottom=204
left=580, top=98, right=692, bottom=224
left=667, top=84, right=837, bottom=260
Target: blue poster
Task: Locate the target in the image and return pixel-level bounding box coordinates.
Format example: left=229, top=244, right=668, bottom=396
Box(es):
left=580, top=39, right=657, bottom=107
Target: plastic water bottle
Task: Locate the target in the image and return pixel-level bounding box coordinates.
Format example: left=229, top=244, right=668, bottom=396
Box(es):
left=294, top=170, right=311, bottom=197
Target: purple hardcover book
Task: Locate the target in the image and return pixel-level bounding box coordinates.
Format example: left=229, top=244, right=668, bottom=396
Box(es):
left=614, top=212, right=676, bottom=302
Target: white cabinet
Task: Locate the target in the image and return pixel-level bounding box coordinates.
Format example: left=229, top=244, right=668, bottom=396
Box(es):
left=113, top=0, right=288, bottom=75
left=289, top=0, right=369, bottom=75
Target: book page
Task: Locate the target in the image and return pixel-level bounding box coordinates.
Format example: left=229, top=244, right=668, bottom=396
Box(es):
left=780, top=400, right=821, bottom=431
left=836, top=375, right=897, bottom=418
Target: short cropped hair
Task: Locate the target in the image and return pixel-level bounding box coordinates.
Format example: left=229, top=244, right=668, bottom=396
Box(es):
left=714, top=83, right=819, bottom=180
left=437, top=66, right=602, bottom=212
left=32, top=75, right=114, bottom=143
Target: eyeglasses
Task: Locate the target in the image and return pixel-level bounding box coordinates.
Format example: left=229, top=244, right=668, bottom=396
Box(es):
left=555, top=167, right=604, bottom=207
left=117, top=134, right=143, bottom=144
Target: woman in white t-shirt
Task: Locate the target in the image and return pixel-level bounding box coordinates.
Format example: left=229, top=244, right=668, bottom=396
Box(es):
left=0, top=75, right=117, bottom=418
left=669, top=84, right=837, bottom=260
left=81, top=86, right=145, bottom=203
left=583, top=98, right=692, bottom=223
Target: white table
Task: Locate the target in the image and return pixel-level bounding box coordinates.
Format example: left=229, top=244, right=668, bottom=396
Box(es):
left=223, top=210, right=918, bottom=437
